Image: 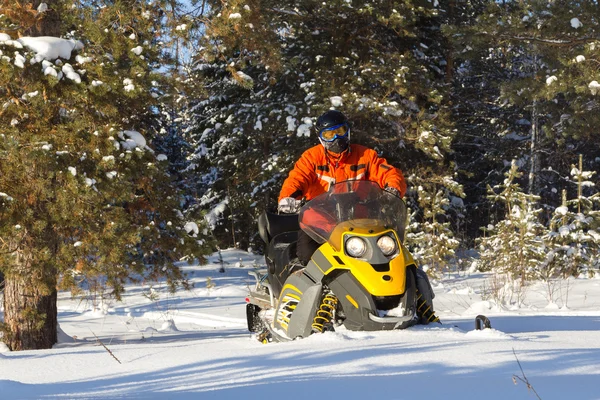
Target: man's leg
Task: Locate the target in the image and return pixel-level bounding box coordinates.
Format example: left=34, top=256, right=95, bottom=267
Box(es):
left=415, top=268, right=437, bottom=323
left=296, top=230, right=320, bottom=265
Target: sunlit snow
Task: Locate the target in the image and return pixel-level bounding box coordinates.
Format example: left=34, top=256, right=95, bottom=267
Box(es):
left=184, top=221, right=200, bottom=237
left=1, top=249, right=599, bottom=399
left=570, top=17, right=583, bottom=29
left=330, top=96, right=343, bottom=107
left=589, top=81, right=600, bottom=95
left=17, top=36, right=83, bottom=60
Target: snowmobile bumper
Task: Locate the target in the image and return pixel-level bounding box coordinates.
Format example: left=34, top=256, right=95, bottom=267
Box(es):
left=368, top=313, right=416, bottom=329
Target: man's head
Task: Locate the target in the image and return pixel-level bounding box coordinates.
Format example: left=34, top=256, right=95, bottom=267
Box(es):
left=316, top=110, right=350, bottom=153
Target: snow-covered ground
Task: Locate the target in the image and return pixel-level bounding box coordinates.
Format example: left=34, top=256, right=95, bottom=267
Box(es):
left=2, top=249, right=600, bottom=399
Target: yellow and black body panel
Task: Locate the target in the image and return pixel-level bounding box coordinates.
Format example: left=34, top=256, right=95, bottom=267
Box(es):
left=273, top=272, right=323, bottom=339
left=271, top=226, right=418, bottom=338
left=308, top=227, right=414, bottom=297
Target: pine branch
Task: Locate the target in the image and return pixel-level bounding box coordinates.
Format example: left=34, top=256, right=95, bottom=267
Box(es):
left=512, top=348, right=542, bottom=400
left=497, top=33, right=600, bottom=47
left=90, top=330, right=121, bottom=364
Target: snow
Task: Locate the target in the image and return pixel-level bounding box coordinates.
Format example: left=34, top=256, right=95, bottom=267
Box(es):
left=123, top=78, right=135, bottom=92
left=588, top=81, right=600, bottom=95
left=42, top=60, right=57, bottom=77
left=62, top=64, right=81, bottom=83
left=570, top=18, right=583, bottom=29
left=184, top=221, right=200, bottom=237
left=14, top=53, right=25, bottom=68
left=296, top=117, right=313, bottom=137
left=17, top=36, right=83, bottom=60
left=236, top=70, right=254, bottom=84
left=131, top=46, right=143, bottom=56
left=1, top=249, right=600, bottom=399
left=330, top=96, right=343, bottom=107
left=119, top=130, right=153, bottom=153
left=555, top=206, right=568, bottom=215
left=205, top=199, right=229, bottom=230
left=286, top=115, right=296, bottom=131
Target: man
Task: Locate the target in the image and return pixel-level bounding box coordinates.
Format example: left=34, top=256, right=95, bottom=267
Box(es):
left=278, top=110, right=407, bottom=265
left=277, top=110, right=437, bottom=324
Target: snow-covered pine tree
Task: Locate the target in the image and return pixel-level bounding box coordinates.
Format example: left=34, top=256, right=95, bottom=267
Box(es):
left=0, top=0, right=211, bottom=350
left=452, top=0, right=600, bottom=218
left=477, top=161, right=547, bottom=282
left=542, top=156, right=600, bottom=280
left=405, top=170, right=464, bottom=276
left=444, top=0, right=541, bottom=240
left=185, top=0, right=459, bottom=251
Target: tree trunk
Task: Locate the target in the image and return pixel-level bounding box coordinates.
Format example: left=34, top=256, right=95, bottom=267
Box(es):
left=3, top=246, right=57, bottom=351
left=445, top=0, right=455, bottom=84
left=528, top=99, right=541, bottom=196
left=24, top=0, right=61, bottom=37
left=1, top=0, right=61, bottom=351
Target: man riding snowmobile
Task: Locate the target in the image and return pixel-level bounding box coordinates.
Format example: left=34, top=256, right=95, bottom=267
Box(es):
left=279, top=110, right=406, bottom=260
left=247, top=110, right=437, bottom=342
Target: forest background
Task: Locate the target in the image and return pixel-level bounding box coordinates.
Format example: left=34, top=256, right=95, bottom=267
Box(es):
left=1, top=0, right=600, bottom=350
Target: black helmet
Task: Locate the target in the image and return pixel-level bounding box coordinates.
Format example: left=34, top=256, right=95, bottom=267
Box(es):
left=315, top=110, right=350, bottom=153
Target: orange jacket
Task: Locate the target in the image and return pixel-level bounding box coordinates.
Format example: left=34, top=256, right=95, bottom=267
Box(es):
left=279, top=144, right=407, bottom=201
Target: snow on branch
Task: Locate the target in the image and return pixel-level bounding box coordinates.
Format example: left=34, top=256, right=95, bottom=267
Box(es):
left=17, top=36, right=84, bottom=61
left=496, top=33, right=600, bottom=47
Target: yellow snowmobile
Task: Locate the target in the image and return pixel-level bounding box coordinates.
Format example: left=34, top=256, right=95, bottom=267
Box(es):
left=246, top=180, right=438, bottom=342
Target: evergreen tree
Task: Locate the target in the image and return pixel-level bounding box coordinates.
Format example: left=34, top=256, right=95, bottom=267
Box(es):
left=186, top=0, right=460, bottom=251
left=445, top=0, right=537, bottom=240
left=0, top=0, right=210, bottom=350
left=405, top=170, right=464, bottom=276
left=477, top=161, right=547, bottom=282
left=542, top=156, right=600, bottom=279
left=452, top=0, right=600, bottom=226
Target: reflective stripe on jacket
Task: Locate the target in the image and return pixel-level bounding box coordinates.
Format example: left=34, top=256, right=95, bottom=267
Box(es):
left=279, top=144, right=407, bottom=201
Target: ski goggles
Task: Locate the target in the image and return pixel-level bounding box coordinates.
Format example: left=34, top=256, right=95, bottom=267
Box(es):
left=318, top=123, right=350, bottom=142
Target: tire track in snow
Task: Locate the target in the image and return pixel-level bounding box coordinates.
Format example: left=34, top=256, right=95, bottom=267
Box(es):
left=142, top=310, right=246, bottom=329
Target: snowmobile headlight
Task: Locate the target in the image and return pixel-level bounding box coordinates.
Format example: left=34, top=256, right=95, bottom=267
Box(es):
left=346, top=236, right=367, bottom=258
left=377, top=235, right=397, bottom=256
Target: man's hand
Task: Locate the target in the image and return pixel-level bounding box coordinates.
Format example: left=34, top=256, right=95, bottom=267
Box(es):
left=278, top=197, right=302, bottom=214
left=384, top=186, right=401, bottom=198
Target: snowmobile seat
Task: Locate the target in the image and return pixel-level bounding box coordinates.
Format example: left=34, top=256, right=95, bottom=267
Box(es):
left=266, top=231, right=301, bottom=297
left=258, top=211, right=300, bottom=244
left=258, top=211, right=302, bottom=297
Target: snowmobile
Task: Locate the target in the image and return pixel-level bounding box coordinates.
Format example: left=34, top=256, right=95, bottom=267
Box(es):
left=246, top=180, right=440, bottom=343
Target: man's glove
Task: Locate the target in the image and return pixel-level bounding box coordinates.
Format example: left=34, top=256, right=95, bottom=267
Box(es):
left=278, top=197, right=302, bottom=214
left=384, top=186, right=401, bottom=198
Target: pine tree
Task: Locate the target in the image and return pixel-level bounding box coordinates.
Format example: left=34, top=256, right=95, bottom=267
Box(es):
left=444, top=0, right=538, bottom=240
left=542, top=156, right=600, bottom=280
left=477, top=161, right=547, bottom=282
left=185, top=0, right=459, bottom=250
left=405, top=169, right=464, bottom=276
left=0, top=0, right=211, bottom=350
left=452, top=0, right=600, bottom=221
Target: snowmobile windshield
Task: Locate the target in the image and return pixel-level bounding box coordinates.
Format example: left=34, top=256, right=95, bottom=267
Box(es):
left=298, top=180, right=407, bottom=245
